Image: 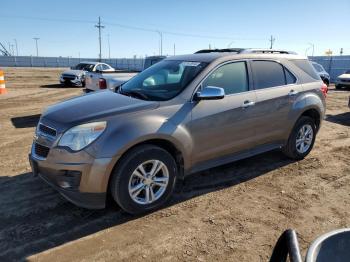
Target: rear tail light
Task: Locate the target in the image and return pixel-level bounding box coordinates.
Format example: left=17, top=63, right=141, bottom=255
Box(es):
left=99, top=78, right=107, bottom=89
left=321, top=83, right=328, bottom=98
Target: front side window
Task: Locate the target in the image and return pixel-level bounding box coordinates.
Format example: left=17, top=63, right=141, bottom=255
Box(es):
left=202, top=62, right=249, bottom=95
left=120, top=60, right=207, bottom=101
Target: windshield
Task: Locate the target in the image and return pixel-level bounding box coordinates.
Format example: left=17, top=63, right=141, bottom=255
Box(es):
left=120, top=60, right=207, bottom=101
left=72, top=63, right=95, bottom=72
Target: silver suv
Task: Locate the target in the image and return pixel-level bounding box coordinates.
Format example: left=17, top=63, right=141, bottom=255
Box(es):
left=29, top=48, right=327, bottom=214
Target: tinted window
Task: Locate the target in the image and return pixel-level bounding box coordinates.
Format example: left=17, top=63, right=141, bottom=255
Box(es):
left=285, top=68, right=297, bottom=84
left=95, top=64, right=103, bottom=71
left=312, top=63, right=324, bottom=72
left=290, top=59, right=320, bottom=79
left=102, top=64, right=111, bottom=70
left=202, top=62, right=248, bottom=95
left=252, top=61, right=285, bottom=89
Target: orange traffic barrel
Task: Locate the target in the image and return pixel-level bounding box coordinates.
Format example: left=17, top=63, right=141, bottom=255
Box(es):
left=0, top=70, right=7, bottom=94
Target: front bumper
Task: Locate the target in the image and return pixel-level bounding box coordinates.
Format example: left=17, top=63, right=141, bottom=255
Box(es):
left=60, top=77, right=84, bottom=86
left=29, top=144, right=114, bottom=209
left=336, top=80, right=350, bottom=87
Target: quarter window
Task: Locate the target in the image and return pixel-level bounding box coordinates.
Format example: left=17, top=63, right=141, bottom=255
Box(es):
left=202, top=62, right=249, bottom=95
left=285, top=68, right=297, bottom=84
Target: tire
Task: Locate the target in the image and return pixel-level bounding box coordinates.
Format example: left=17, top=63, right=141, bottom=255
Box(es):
left=110, top=145, right=177, bottom=215
left=335, top=85, right=342, bottom=90
left=282, top=116, right=316, bottom=160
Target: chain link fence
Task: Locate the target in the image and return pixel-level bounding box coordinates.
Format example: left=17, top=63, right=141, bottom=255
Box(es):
left=0, top=56, right=145, bottom=71
left=309, top=55, right=350, bottom=82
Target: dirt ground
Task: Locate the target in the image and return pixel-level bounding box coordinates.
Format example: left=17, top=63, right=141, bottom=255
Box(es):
left=0, top=67, right=349, bottom=262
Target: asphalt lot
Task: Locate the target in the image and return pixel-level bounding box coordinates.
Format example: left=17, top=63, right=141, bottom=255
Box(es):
left=0, top=67, right=349, bottom=261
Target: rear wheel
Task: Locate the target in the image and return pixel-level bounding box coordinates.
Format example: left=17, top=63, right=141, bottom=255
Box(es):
left=282, top=116, right=316, bottom=160
left=110, top=145, right=177, bottom=215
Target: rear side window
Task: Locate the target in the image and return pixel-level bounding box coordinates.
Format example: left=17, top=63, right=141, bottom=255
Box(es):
left=202, top=61, right=248, bottom=95
left=290, top=59, right=320, bottom=80
left=251, top=61, right=286, bottom=89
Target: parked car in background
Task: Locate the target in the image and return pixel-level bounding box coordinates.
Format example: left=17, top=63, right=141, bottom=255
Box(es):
left=311, top=62, right=330, bottom=86
left=29, top=48, right=326, bottom=214
left=335, top=70, right=350, bottom=89
left=60, top=62, right=114, bottom=87
left=85, top=56, right=165, bottom=92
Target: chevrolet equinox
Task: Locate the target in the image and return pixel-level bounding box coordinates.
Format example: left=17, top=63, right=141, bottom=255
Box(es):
left=29, top=48, right=327, bottom=214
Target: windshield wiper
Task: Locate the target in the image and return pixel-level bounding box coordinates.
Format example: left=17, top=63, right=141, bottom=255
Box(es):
left=119, top=89, right=149, bottom=100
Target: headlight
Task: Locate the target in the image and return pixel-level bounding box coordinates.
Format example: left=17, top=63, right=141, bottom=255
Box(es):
left=58, top=121, right=107, bottom=151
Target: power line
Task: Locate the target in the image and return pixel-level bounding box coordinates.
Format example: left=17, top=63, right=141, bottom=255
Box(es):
left=95, top=16, right=105, bottom=61
left=0, top=14, right=266, bottom=41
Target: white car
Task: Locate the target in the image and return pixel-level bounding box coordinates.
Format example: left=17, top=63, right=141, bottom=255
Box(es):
left=335, top=70, right=350, bottom=89
left=60, top=62, right=115, bottom=87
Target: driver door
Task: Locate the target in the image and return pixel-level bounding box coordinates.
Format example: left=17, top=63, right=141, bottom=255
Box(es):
left=190, top=61, right=257, bottom=167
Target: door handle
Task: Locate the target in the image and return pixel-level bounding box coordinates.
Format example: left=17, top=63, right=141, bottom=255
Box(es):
left=288, top=90, right=298, bottom=96
left=242, top=100, right=255, bottom=108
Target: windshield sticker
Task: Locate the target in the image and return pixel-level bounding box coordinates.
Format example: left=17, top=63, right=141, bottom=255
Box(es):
left=181, top=62, right=201, bottom=67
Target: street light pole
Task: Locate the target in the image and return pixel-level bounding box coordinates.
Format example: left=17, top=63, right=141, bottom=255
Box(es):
left=157, top=31, right=163, bottom=56
left=33, top=37, right=40, bottom=57
left=14, top=39, right=18, bottom=56
left=107, top=34, right=111, bottom=59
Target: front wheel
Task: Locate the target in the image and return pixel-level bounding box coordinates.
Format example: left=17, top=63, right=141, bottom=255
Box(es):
left=110, top=145, right=177, bottom=215
left=282, top=116, right=316, bottom=160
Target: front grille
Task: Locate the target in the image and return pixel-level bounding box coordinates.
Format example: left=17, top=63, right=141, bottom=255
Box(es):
left=38, top=124, right=57, bottom=137
left=62, top=74, right=76, bottom=80
left=34, top=143, right=50, bottom=158
left=341, top=79, right=350, bottom=83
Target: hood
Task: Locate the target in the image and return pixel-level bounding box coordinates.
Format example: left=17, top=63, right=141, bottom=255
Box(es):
left=61, top=70, right=84, bottom=76
left=42, top=91, right=159, bottom=126
left=338, top=74, right=350, bottom=79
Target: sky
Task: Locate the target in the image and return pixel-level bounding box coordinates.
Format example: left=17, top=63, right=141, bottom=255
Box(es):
left=1, top=0, right=349, bottom=58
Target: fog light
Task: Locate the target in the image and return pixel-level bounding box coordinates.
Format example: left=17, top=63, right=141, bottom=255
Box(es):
left=58, top=170, right=82, bottom=189
left=58, top=181, right=71, bottom=189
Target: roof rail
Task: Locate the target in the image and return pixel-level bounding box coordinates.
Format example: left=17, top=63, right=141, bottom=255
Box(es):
left=194, top=48, right=297, bottom=55
left=240, top=49, right=297, bottom=54
left=194, top=48, right=244, bottom=54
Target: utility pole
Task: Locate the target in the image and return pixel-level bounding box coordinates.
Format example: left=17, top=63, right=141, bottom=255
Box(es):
left=340, top=48, right=343, bottom=56
left=157, top=31, right=163, bottom=56
left=107, top=34, right=111, bottom=59
left=14, top=39, right=18, bottom=56
left=269, top=35, right=275, bottom=49
left=95, top=16, right=105, bottom=61
left=173, top=43, right=175, bottom=56
left=33, top=37, right=40, bottom=56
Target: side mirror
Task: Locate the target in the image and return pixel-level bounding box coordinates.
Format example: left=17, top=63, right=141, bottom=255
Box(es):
left=306, top=228, right=350, bottom=262
left=195, top=86, right=225, bottom=101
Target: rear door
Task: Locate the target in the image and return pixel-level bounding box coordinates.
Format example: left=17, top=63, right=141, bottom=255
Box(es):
left=250, top=60, right=300, bottom=146
left=190, top=61, right=257, bottom=167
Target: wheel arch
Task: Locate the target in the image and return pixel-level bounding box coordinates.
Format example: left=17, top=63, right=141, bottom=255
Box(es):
left=105, top=137, right=186, bottom=201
